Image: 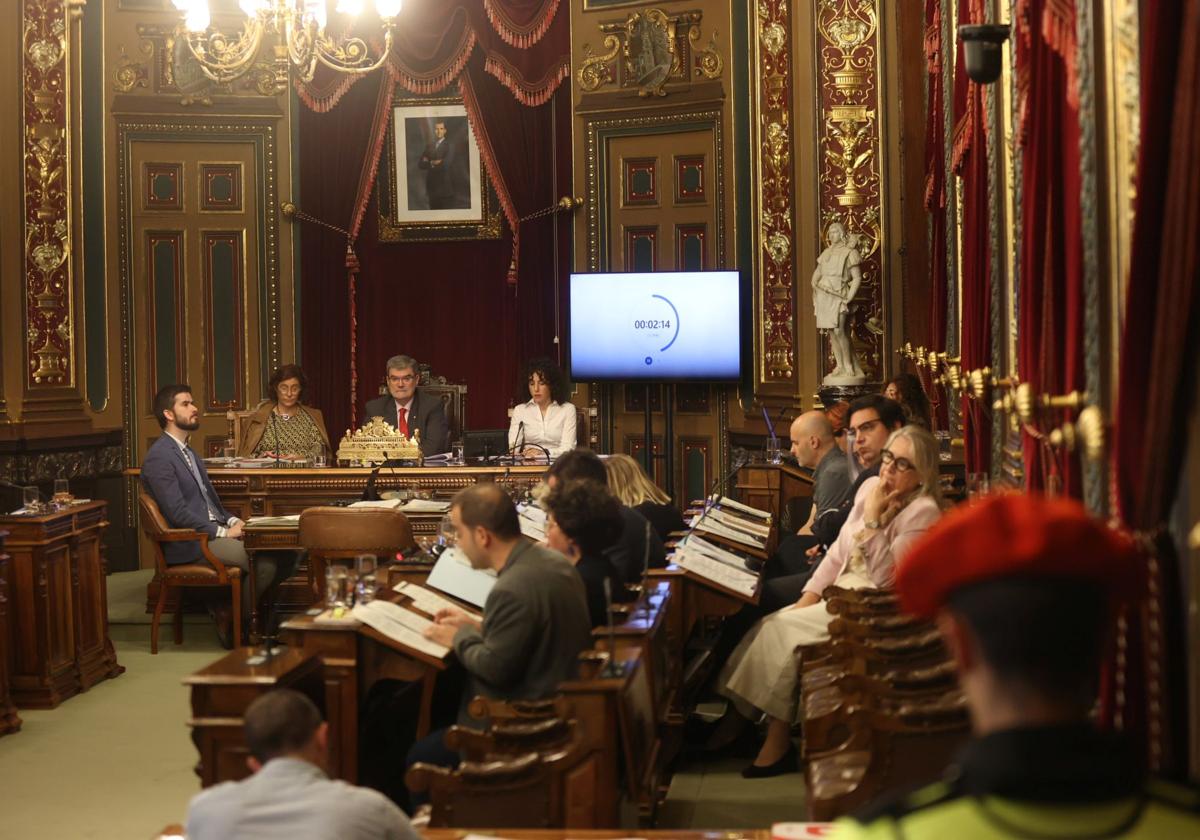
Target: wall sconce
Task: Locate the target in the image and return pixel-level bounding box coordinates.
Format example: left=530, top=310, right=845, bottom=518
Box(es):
left=1047, top=406, right=1106, bottom=464
left=958, top=24, right=1011, bottom=84
left=966, top=367, right=1017, bottom=401
left=1013, top=383, right=1088, bottom=426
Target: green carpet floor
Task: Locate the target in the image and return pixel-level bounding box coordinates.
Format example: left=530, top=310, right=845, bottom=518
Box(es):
left=0, top=571, right=804, bottom=837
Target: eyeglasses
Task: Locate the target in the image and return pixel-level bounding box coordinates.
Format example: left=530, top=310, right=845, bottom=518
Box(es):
left=848, top=418, right=882, bottom=437
left=880, top=449, right=916, bottom=473
left=388, top=374, right=417, bottom=384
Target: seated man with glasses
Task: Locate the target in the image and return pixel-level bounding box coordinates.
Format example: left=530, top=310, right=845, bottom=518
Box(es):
left=718, top=424, right=945, bottom=778
left=363, top=354, right=450, bottom=457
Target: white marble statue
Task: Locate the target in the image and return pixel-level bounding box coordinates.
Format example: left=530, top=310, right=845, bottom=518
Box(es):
left=812, top=222, right=866, bottom=385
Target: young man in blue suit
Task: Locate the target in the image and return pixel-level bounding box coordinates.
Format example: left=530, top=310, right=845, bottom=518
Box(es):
left=141, top=384, right=294, bottom=646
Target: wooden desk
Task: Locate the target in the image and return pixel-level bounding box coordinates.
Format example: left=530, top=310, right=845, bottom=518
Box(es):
left=0, top=502, right=123, bottom=708
left=128, top=464, right=547, bottom=615
left=185, top=647, right=325, bottom=786
left=736, top=462, right=815, bottom=533
left=0, top=531, right=21, bottom=736
left=278, top=598, right=450, bottom=784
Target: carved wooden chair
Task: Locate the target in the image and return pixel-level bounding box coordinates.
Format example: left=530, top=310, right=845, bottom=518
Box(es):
left=138, top=491, right=241, bottom=654
left=298, top=507, right=415, bottom=600
left=377, top=364, right=467, bottom=443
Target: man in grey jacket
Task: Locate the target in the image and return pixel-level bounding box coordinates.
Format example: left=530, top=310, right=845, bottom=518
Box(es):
left=406, top=483, right=592, bottom=798
left=187, top=689, right=419, bottom=840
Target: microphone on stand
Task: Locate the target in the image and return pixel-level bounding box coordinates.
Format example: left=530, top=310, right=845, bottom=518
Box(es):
left=599, top=577, right=627, bottom=678
left=361, top=451, right=392, bottom=501
left=270, top=411, right=282, bottom=469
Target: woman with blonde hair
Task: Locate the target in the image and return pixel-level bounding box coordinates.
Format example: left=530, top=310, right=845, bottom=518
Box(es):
left=720, top=424, right=944, bottom=777
left=604, top=453, right=686, bottom=542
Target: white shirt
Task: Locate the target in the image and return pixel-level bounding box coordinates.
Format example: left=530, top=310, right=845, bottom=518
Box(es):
left=186, top=757, right=419, bottom=840
left=508, top=400, right=577, bottom=457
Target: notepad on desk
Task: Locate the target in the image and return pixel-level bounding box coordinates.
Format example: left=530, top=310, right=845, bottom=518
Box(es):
left=393, top=581, right=483, bottom=623
left=351, top=600, right=450, bottom=659
left=425, top=546, right=497, bottom=609
left=246, top=514, right=302, bottom=527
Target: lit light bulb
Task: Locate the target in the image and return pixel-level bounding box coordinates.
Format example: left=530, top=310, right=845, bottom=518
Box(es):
left=375, top=0, right=402, bottom=18
left=239, top=0, right=267, bottom=16
left=184, top=2, right=211, bottom=31
left=336, top=0, right=364, bottom=15
left=304, top=0, right=328, bottom=28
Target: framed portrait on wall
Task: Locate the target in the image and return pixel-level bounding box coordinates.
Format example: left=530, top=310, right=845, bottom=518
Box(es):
left=378, top=89, right=503, bottom=242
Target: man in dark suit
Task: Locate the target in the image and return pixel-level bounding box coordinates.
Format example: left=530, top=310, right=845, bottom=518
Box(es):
left=141, top=384, right=294, bottom=646
left=417, top=120, right=456, bottom=210
left=362, top=354, right=450, bottom=457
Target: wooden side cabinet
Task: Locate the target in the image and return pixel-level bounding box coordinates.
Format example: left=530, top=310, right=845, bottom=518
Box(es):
left=0, top=502, right=124, bottom=709
left=0, top=533, right=22, bottom=736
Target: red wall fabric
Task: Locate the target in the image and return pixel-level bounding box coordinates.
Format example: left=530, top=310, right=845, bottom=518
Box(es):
left=1015, top=0, right=1084, bottom=496
left=297, top=34, right=571, bottom=440
left=923, top=0, right=950, bottom=431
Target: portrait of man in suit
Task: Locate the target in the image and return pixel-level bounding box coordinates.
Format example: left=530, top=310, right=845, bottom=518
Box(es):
left=406, top=115, right=471, bottom=212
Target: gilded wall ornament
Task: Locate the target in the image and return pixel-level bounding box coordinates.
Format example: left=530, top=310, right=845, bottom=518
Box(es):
left=815, top=0, right=884, bottom=383
left=112, top=42, right=152, bottom=92
left=22, top=0, right=73, bottom=387
left=756, top=0, right=797, bottom=383
left=577, top=9, right=718, bottom=96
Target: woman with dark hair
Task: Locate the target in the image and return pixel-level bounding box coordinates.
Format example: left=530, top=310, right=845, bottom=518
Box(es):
left=508, top=357, right=577, bottom=459
left=884, top=372, right=933, bottom=429
left=237, top=363, right=331, bottom=460
left=543, top=479, right=635, bottom=627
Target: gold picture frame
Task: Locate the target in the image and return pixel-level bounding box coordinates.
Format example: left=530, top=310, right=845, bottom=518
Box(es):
left=377, top=87, right=503, bottom=242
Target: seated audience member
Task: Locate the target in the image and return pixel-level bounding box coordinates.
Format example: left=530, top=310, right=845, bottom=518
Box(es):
left=811, top=394, right=906, bottom=549
left=141, top=384, right=296, bottom=647
left=238, top=363, right=331, bottom=459
left=831, top=494, right=1200, bottom=839
left=883, top=371, right=933, bottom=430
left=363, top=354, right=449, bottom=457
left=605, top=453, right=686, bottom=542
left=186, top=689, right=419, bottom=840
left=508, top=357, right=577, bottom=459
left=721, top=425, right=943, bottom=777
left=408, top=484, right=592, bottom=799
left=824, top=399, right=851, bottom=456
left=546, top=449, right=666, bottom=583
left=543, top=478, right=636, bottom=627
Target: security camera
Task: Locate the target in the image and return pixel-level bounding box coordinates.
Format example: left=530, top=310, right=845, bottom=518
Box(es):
left=958, top=24, right=1010, bottom=84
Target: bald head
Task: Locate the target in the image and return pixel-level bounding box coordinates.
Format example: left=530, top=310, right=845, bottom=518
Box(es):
left=790, top=410, right=836, bottom=468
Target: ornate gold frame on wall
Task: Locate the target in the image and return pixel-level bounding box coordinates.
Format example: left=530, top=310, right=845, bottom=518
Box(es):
left=377, top=90, right=503, bottom=243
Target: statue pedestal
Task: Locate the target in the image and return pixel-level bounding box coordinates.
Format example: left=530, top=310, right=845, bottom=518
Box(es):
left=817, top=383, right=876, bottom=408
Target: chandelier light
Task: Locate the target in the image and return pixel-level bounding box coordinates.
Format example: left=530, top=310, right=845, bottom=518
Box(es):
left=170, top=0, right=402, bottom=93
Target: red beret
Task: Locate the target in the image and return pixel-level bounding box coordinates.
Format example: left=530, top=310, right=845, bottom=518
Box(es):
left=895, top=493, right=1141, bottom=618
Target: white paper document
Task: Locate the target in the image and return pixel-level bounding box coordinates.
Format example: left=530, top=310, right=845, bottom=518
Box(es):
left=672, top=547, right=758, bottom=597
left=393, top=581, right=483, bottom=623
left=708, top=506, right=771, bottom=538
left=425, top=546, right=498, bottom=608
left=709, top=494, right=772, bottom=522
left=400, top=498, right=452, bottom=514
left=516, top=503, right=547, bottom=541
left=681, top=534, right=755, bottom=572
left=246, top=514, right=302, bottom=526
left=351, top=599, right=450, bottom=659
left=690, top=514, right=765, bottom=549
left=349, top=499, right=404, bottom=510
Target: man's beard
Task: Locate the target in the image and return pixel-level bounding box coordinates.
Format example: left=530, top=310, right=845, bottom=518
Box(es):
left=176, top=416, right=201, bottom=432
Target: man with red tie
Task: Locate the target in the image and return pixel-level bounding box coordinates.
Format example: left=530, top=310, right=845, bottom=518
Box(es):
left=362, top=354, right=449, bottom=457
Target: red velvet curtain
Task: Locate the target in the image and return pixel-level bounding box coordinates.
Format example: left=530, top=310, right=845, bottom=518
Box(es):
left=1105, top=0, right=1200, bottom=778
left=953, top=0, right=991, bottom=473
left=297, top=0, right=570, bottom=438
left=1015, top=0, right=1084, bottom=495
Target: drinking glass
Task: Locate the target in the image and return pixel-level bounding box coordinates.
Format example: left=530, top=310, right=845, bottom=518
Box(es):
left=935, top=431, right=952, bottom=462
left=313, top=444, right=327, bottom=468
left=966, top=472, right=991, bottom=498
left=223, top=439, right=236, bottom=461
left=766, top=438, right=782, bottom=465
left=22, top=485, right=39, bottom=513
left=452, top=441, right=465, bottom=464
left=325, top=566, right=350, bottom=610
left=438, top=514, right=457, bottom=548
left=53, top=477, right=70, bottom=503
left=356, top=555, right=377, bottom=604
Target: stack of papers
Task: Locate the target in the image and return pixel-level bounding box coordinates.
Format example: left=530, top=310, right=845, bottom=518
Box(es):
left=516, top=502, right=547, bottom=541
left=246, top=514, right=301, bottom=527
left=709, top=494, right=773, bottom=522
left=672, top=542, right=758, bottom=597
left=393, top=581, right=483, bottom=623
left=349, top=499, right=403, bottom=510
left=351, top=599, right=451, bottom=659
left=425, top=546, right=497, bottom=608
left=690, top=513, right=767, bottom=549
left=400, top=499, right=452, bottom=514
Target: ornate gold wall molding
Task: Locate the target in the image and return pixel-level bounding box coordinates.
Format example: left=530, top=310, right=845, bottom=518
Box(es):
left=753, top=0, right=797, bottom=386
left=576, top=8, right=723, bottom=97
left=22, top=0, right=78, bottom=389
left=814, top=0, right=885, bottom=382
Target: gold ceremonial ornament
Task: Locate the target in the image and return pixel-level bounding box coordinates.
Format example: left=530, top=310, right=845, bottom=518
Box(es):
left=897, top=341, right=914, bottom=359
left=1013, top=383, right=1089, bottom=426
left=940, top=363, right=964, bottom=393
left=169, top=0, right=402, bottom=94
left=1047, top=405, right=1106, bottom=463
left=336, top=416, right=421, bottom=466
left=966, top=367, right=1018, bottom=401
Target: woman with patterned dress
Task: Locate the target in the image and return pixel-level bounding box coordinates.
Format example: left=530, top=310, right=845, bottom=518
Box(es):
left=237, top=364, right=331, bottom=460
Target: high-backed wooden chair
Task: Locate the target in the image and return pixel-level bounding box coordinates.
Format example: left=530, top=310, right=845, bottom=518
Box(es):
left=138, top=491, right=241, bottom=654
left=297, top=507, right=416, bottom=599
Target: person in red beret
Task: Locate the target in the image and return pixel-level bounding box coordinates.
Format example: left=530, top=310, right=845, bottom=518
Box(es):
left=829, top=493, right=1200, bottom=839
left=721, top=425, right=945, bottom=777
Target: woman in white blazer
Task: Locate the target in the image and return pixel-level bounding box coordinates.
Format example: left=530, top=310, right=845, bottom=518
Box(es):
left=508, top=357, right=577, bottom=459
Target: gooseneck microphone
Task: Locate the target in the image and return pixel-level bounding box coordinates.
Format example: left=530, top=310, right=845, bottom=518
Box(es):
left=270, top=411, right=282, bottom=468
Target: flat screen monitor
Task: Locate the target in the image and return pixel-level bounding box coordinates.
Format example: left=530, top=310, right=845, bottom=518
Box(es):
left=568, top=270, right=743, bottom=381
left=462, top=428, right=509, bottom=459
